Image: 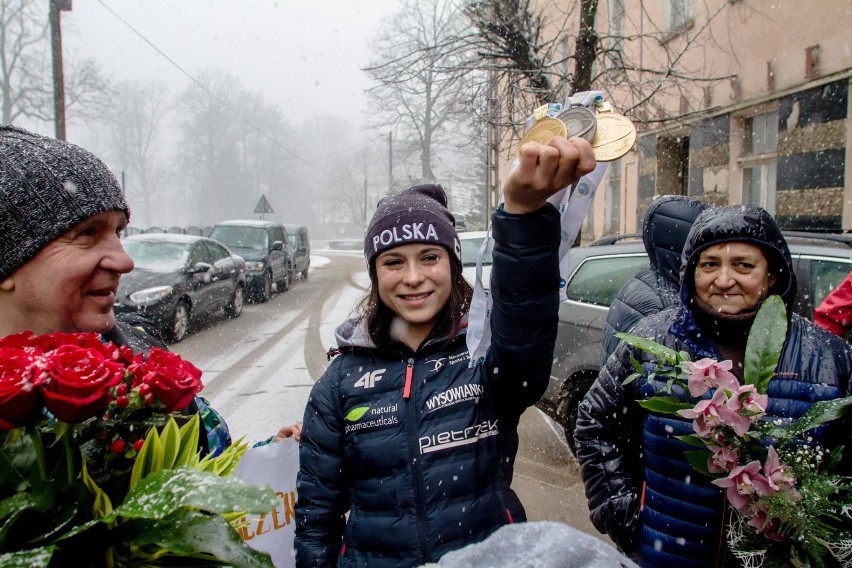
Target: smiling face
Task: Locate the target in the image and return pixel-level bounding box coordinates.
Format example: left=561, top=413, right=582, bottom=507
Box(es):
left=0, top=211, right=134, bottom=335
left=693, top=241, right=776, bottom=315
left=375, top=243, right=452, bottom=350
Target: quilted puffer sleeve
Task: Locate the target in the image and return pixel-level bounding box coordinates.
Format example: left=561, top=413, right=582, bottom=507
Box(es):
left=574, top=339, right=643, bottom=553
left=600, top=270, right=658, bottom=367
left=487, top=202, right=560, bottom=413
left=295, top=359, right=348, bottom=567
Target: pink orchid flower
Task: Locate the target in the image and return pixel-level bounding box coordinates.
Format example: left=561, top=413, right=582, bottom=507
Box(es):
left=711, top=460, right=772, bottom=511
left=746, top=504, right=786, bottom=542
left=707, top=444, right=739, bottom=474
left=763, top=446, right=800, bottom=498
left=679, top=389, right=750, bottom=438
left=684, top=358, right=740, bottom=397
left=726, top=384, right=769, bottom=420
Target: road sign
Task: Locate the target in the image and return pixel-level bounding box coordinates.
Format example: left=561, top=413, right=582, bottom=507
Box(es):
left=254, top=194, right=274, bottom=215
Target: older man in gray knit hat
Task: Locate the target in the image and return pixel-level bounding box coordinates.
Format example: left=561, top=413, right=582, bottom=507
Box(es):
left=0, top=125, right=235, bottom=456
left=0, top=125, right=134, bottom=336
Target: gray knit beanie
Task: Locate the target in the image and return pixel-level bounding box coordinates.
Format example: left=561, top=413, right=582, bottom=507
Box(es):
left=364, top=183, right=460, bottom=267
left=0, top=125, right=129, bottom=280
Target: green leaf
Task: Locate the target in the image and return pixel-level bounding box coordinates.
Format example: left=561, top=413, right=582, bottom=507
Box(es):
left=175, top=414, right=202, bottom=468
left=345, top=406, right=370, bottom=422
left=615, top=332, right=679, bottom=365
left=0, top=493, right=33, bottom=547
left=159, top=418, right=181, bottom=470
left=784, top=397, right=852, bottom=437
left=637, top=396, right=693, bottom=414
left=115, top=509, right=273, bottom=567
left=0, top=430, right=37, bottom=490
left=130, top=427, right=164, bottom=492
left=105, top=468, right=277, bottom=523
left=628, top=353, right=643, bottom=375
left=0, top=493, right=32, bottom=523
left=675, top=434, right=707, bottom=447
left=81, top=459, right=113, bottom=518
left=684, top=450, right=714, bottom=477
left=196, top=440, right=249, bottom=478
left=622, top=372, right=640, bottom=386
left=0, top=546, right=54, bottom=568
left=743, top=295, right=787, bottom=391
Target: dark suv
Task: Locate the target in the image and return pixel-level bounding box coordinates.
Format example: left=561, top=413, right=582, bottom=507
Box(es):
left=537, top=232, right=852, bottom=455
left=208, top=220, right=293, bottom=302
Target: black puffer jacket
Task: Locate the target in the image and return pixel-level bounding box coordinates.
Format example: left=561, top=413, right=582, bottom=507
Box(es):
left=599, top=196, right=708, bottom=366
left=295, top=205, right=561, bottom=568
left=576, top=204, right=852, bottom=567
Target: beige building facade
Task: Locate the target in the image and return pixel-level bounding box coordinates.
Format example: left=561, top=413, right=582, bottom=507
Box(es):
left=507, top=0, right=852, bottom=240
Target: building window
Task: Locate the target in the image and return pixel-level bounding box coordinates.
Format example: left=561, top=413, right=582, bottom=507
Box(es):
left=604, top=159, right=622, bottom=233
left=740, top=110, right=778, bottom=213
left=665, top=0, right=693, bottom=33
left=609, top=0, right=625, bottom=53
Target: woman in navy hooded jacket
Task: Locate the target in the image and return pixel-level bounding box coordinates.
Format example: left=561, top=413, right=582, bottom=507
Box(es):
left=575, top=204, right=852, bottom=567
left=294, top=137, right=596, bottom=567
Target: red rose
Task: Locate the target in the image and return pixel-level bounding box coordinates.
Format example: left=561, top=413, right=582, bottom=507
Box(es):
left=41, top=344, right=126, bottom=423
left=40, top=332, right=134, bottom=368
left=129, top=348, right=202, bottom=413
left=39, top=332, right=120, bottom=357
left=0, top=348, right=46, bottom=430
left=0, top=331, right=44, bottom=354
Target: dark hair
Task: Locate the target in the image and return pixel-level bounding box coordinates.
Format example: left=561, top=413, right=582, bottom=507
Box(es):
left=356, top=259, right=473, bottom=349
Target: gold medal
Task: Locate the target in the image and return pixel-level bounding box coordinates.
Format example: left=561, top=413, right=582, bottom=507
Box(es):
left=517, top=117, right=567, bottom=156
left=590, top=104, right=637, bottom=162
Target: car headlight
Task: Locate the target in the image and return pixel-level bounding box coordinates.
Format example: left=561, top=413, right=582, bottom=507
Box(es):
left=245, top=261, right=265, bottom=272
left=129, top=286, right=173, bottom=305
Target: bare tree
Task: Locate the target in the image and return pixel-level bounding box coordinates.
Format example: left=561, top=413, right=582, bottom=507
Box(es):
left=364, top=0, right=481, bottom=184
left=0, top=1, right=111, bottom=126
left=0, top=1, right=49, bottom=124
left=464, top=0, right=735, bottom=134
left=175, top=70, right=245, bottom=225
left=100, top=80, right=172, bottom=228
left=175, top=70, right=302, bottom=226
left=232, top=93, right=294, bottom=212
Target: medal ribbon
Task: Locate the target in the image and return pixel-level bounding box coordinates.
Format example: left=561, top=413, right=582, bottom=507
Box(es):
left=467, top=93, right=608, bottom=367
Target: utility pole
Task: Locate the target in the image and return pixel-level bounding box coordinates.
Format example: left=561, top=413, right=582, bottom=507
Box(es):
left=388, top=132, right=393, bottom=193
left=49, top=0, right=72, bottom=140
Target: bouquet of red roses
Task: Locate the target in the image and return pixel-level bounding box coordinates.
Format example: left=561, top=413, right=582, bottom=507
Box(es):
left=618, top=296, right=852, bottom=568
left=0, top=331, right=276, bottom=567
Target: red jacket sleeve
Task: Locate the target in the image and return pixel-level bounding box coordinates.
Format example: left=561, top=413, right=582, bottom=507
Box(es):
left=814, top=271, right=852, bottom=337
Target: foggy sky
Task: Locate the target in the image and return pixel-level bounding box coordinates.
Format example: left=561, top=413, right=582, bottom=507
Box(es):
left=63, top=0, right=399, bottom=134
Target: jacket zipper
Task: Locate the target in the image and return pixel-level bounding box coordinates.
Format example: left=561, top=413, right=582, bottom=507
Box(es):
left=403, top=358, right=414, bottom=399
left=404, top=357, right=430, bottom=563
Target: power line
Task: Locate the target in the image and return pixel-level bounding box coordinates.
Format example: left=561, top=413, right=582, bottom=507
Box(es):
left=94, top=0, right=378, bottom=180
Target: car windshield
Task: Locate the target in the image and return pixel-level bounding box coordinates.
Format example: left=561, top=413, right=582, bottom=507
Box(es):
left=459, top=236, right=493, bottom=267
left=209, top=226, right=268, bottom=251
left=123, top=241, right=190, bottom=271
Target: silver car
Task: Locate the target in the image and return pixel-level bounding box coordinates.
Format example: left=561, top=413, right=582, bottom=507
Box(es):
left=538, top=233, right=852, bottom=455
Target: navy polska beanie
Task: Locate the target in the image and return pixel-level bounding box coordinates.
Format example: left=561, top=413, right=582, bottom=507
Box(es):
left=0, top=125, right=130, bottom=280
left=364, top=183, right=460, bottom=267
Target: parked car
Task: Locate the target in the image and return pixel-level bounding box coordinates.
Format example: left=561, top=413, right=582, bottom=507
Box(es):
left=537, top=232, right=852, bottom=455
left=115, top=234, right=246, bottom=343
left=284, top=223, right=311, bottom=280
left=458, top=231, right=493, bottom=289
left=208, top=220, right=293, bottom=302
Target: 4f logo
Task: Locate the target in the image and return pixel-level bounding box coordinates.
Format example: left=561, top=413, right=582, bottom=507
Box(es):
left=354, top=369, right=385, bottom=389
